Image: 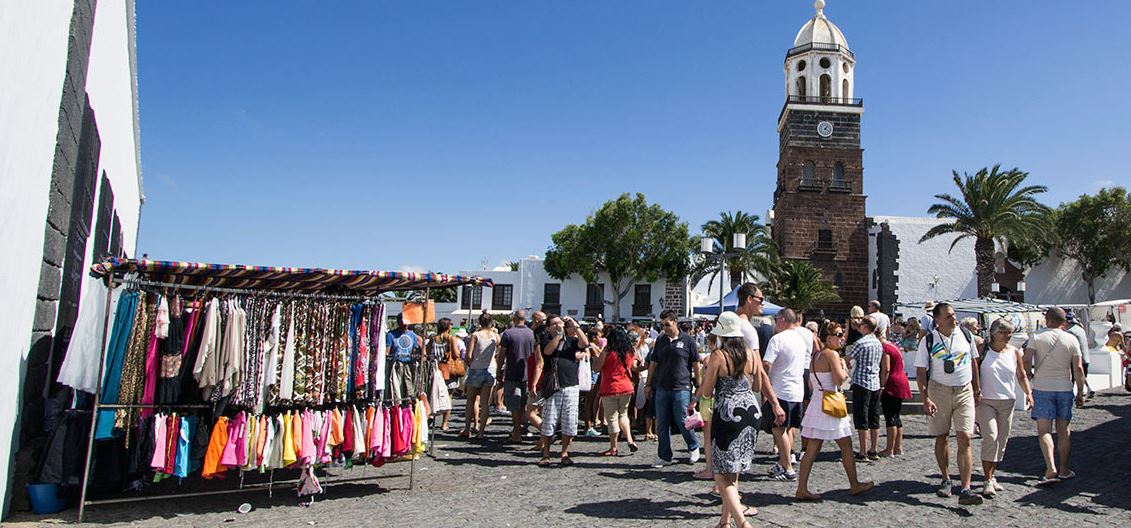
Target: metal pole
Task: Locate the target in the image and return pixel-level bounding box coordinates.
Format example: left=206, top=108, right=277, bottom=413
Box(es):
left=718, top=254, right=726, bottom=317
left=78, top=274, right=116, bottom=523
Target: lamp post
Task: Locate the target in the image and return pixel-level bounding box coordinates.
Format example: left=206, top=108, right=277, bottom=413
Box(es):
left=700, top=232, right=748, bottom=317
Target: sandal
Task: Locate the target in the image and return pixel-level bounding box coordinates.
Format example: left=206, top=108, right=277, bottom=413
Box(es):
left=600, top=448, right=618, bottom=457
left=628, top=443, right=639, bottom=453
left=743, top=506, right=758, bottom=517
left=1036, top=476, right=1061, bottom=487
left=560, top=455, right=575, bottom=466
left=537, top=457, right=552, bottom=467
left=1058, top=470, right=1077, bottom=480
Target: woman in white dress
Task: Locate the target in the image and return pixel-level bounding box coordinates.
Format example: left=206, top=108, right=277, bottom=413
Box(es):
left=795, top=321, right=875, bottom=501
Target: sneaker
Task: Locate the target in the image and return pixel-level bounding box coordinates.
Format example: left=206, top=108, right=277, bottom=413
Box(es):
left=585, top=427, right=600, bottom=437
left=982, top=480, right=997, bottom=499
left=937, top=479, right=953, bottom=498
left=993, top=479, right=1004, bottom=492
left=958, top=488, right=984, bottom=505
left=689, top=449, right=701, bottom=464
left=768, top=462, right=784, bottom=477
left=652, top=457, right=672, bottom=468
left=774, top=469, right=798, bottom=482
left=791, top=453, right=798, bottom=465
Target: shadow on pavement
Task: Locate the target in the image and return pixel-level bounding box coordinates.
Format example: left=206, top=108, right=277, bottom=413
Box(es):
left=565, top=498, right=703, bottom=521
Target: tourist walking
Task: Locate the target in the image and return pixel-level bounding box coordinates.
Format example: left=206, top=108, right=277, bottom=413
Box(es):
left=645, top=310, right=701, bottom=467
left=593, top=326, right=639, bottom=456
left=915, top=302, right=983, bottom=505
left=461, top=313, right=500, bottom=439
left=846, top=315, right=883, bottom=461
left=795, top=321, right=875, bottom=501
left=538, top=315, right=589, bottom=466
left=762, top=309, right=808, bottom=481
left=846, top=306, right=865, bottom=346
left=901, top=318, right=921, bottom=353
left=689, top=312, right=762, bottom=525
left=1065, top=311, right=1095, bottom=399
left=1024, top=307, right=1086, bottom=485
left=525, top=311, right=548, bottom=435
left=868, top=300, right=891, bottom=340
left=976, top=317, right=1032, bottom=497
left=878, top=324, right=911, bottom=457
left=498, top=310, right=536, bottom=443
left=427, top=318, right=461, bottom=431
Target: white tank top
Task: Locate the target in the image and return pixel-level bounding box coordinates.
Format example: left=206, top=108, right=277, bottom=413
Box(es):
left=979, top=345, right=1018, bottom=400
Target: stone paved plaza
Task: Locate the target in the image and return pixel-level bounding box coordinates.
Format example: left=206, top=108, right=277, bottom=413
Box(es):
left=12, top=390, right=1131, bottom=527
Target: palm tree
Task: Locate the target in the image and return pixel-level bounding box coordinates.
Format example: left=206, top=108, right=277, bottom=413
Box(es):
left=691, top=211, right=778, bottom=296
left=920, top=165, right=1050, bottom=298
left=763, top=260, right=840, bottom=312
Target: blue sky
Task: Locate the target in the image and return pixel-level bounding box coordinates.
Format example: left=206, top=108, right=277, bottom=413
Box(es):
left=135, top=1, right=1131, bottom=274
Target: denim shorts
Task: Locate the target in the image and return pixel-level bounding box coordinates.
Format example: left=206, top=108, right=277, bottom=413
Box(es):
left=1031, top=389, right=1074, bottom=421
left=465, top=368, right=495, bottom=389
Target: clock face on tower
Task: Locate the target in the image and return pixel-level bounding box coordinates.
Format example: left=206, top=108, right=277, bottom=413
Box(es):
left=817, top=121, right=834, bottom=138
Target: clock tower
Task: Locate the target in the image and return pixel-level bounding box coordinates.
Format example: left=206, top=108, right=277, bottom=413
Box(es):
left=770, top=0, right=867, bottom=316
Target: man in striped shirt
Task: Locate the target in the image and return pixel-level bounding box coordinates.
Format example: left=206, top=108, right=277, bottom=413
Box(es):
left=846, top=316, right=883, bottom=462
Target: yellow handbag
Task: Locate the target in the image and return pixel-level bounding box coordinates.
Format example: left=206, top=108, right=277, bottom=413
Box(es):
left=812, top=354, right=848, bottom=418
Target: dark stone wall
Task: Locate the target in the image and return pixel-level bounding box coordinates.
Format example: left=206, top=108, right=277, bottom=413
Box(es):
left=772, top=107, right=868, bottom=317
left=875, top=221, right=899, bottom=313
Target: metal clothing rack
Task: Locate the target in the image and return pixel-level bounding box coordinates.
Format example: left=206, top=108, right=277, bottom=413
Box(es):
left=74, top=262, right=471, bottom=523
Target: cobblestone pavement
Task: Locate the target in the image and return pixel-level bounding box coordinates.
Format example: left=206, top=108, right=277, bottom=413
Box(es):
left=11, top=389, right=1131, bottom=527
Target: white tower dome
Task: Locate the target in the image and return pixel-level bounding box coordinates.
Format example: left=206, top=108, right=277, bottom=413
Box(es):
left=793, top=0, right=850, bottom=49
left=783, top=0, right=856, bottom=103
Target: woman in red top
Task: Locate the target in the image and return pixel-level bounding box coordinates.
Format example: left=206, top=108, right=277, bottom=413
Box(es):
left=878, top=327, right=913, bottom=457
left=593, top=326, right=640, bottom=456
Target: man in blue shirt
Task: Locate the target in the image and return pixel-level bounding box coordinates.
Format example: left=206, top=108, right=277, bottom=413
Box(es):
left=386, top=314, right=420, bottom=398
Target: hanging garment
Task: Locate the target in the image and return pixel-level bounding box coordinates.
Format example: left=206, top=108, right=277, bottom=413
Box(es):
left=317, top=410, right=332, bottom=464
left=278, top=303, right=297, bottom=401
left=163, top=414, right=180, bottom=475
left=255, top=416, right=269, bottom=468
left=242, top=415, right=259, bottom=471
left=291, top=410, right=304, bottom=462
left=371, top=305, right=388, bottom=399
left=389, top=406, right=405, bottom=457
left=368, top=405, right=384, bottom=460
left=365, top=406, right=376, bottom=455
left=116, top=292, right=155, bottom=439
left=174, top=416, right=194, bottom=478
left=412, top=398, right=428, bottom=455
left=381, top=406, right=392, bottom=458
left=36, top=409, right=92, bottom=485
left=139, top=328, right=161, bottom=419
left=57, top=279, right=116, bottom=393
left=202, top=416, right=229, bottom=479
left=300, top=410, right=316, bottom=466
left=281, top=411, right=296, bottom=467
left=156, top=306, right=188, bottom=405
left=149, top=414, right=168, bottom=471
left=220, top=412, right=247, bottom=467
left=262, top=304, right=282, bottom=407
left=95, top=291, right=139, bottom=440
left=351, top=406, right=365, bottom=458
left=193, top=298, right=223, bottom=397
left=342, top=408, right=355, bottom=455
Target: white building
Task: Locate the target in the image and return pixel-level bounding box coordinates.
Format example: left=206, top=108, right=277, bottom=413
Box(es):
left=0, top=1, right=143, bottom=516
left=868, top=216, right=1131, bottom=320
left=452, top=256, right=689, bottom=323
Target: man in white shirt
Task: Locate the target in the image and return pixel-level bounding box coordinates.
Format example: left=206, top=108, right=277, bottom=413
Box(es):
left=1024, top=307, right=1086, bottom=484
left=916, top=302, right=984, bottom=505
left=762, top=309, right=808, bottom=481
left=868, top=300, right=891, bottom=340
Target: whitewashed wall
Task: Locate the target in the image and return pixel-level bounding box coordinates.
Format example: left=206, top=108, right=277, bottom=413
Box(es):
left=869, top=216, right=978, bottom=319
left=1023, top=258, right=1131, bottom=305
left=0, top=2, right=76, bottom=515
left=457, top=257, right=674, bottom=321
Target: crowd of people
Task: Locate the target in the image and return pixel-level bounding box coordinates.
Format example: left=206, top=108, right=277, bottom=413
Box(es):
left=389, top=284, right=1126, bottom=527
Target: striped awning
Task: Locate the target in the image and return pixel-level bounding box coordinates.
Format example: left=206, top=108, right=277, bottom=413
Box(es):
left=897, top=298, right=1044, bottom=314
left=90, top=257, right=492, bottom=295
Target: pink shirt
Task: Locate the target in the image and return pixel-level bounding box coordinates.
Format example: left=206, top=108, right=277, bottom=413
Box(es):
left=882, top=341, right=912, bottom=399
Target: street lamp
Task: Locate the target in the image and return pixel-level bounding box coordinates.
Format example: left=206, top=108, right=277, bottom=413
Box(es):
left=700, top=232, right=748, bottom=317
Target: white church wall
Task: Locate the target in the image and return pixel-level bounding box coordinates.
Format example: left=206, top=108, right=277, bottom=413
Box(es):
left=1023, top=258, right=1131, bottom=305
left=871, top=216, right=978, bottom=319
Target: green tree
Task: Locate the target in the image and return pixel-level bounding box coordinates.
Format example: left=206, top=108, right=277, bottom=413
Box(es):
left=762, top=260, right=840, bottom=312
left=920, top=165, right=1050, bottom=297
left=690, top=211, right=779, bottom=298
left=1054, top=187, right=1131, bottom=304
left=544, top=193, right=693, bottom=321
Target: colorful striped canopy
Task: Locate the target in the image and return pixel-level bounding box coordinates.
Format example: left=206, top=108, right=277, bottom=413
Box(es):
left=90, top=257, right=492, bottom=295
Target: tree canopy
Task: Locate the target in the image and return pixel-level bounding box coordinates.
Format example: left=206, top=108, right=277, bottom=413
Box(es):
left=920, top=165, right=1050, bottom=297
left=1054, top=187, right=1131, bottom=304
left=544, top=193, right=692, bottom=321
left=763, top=259, right=841, bottom=313
left=690, top=210, right=778, bottom=297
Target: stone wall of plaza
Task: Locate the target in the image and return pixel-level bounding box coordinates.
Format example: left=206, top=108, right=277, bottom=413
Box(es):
left=0, top=1, right=143, bottom=516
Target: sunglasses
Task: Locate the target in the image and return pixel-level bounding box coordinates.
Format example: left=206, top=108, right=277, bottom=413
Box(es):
left=752, top=296, right=764, bottom=304
left=832, top=332, right=845, bottom=337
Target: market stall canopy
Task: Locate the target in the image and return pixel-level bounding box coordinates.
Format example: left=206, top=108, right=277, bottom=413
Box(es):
left=693, top=285, right=783, bottom=316
left=90, top=257, right=493, bottom=295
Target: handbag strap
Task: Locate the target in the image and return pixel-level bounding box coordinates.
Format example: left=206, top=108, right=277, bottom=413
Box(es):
left=810, top=350, right=838, bottom=393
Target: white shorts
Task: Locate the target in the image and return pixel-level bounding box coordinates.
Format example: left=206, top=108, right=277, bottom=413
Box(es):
left=541, top=385, right=580, bottom=437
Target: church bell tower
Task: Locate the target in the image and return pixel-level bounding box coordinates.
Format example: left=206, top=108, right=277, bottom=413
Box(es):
left=770, top=0, right=868, bottom=316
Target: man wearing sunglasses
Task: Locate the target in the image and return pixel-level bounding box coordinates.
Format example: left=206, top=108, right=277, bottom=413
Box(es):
left=915, top=302, right=983, bottom=506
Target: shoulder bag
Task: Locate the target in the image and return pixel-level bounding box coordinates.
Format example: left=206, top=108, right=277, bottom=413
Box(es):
left=447, top=336, right=466, bottom=378
left=811, top=351, right=848, bottom=418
